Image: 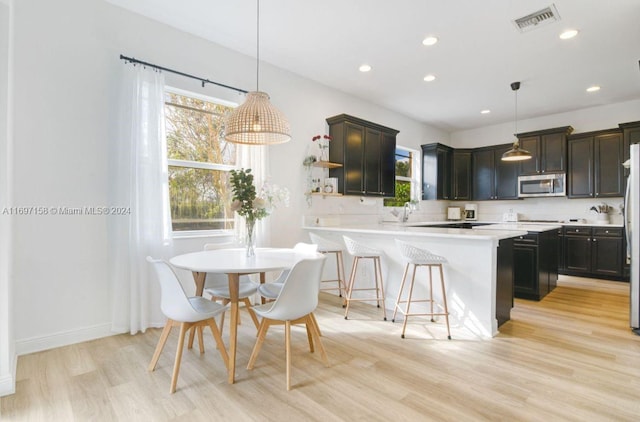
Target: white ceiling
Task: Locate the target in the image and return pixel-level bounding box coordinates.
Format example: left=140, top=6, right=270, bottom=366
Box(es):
left=106, top=0, right=640, bottom=132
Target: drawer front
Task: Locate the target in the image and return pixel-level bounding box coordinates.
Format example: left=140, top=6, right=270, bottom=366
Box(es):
left=513, top=233, right=539, bottom=244
left=565, top=226, right=591, bottom=235
left=593, top=227, right=623, bottom=237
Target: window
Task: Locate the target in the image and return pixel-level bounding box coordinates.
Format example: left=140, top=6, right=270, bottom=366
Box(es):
left=165, top=88, right=237, bottom=232
left=383, top=146, right=420, bottom=207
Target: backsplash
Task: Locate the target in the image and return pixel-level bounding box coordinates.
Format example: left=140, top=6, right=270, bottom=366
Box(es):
left=304, top=195, right=625, bottom=226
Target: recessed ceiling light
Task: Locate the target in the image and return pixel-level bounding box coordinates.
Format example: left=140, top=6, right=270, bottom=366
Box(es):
left=586, top=85, right=601, bottom=92
left=480, top=110, right=491, bottom=114
left=359, top=64, right=372, bottom=72
left=422, top=36, right=438, bottom=46
left=423, top=74, right=436, bottom=82
left=559, top=29, right=579, bottom=40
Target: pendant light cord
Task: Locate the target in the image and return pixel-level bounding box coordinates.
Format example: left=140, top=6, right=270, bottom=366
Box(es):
left=514, top=88, right=518, bottom=137
left=256, top=0, right=260, bottom=92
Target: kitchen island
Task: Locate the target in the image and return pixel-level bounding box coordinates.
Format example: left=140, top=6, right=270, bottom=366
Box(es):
left=303, top=223, right=531, bottom=338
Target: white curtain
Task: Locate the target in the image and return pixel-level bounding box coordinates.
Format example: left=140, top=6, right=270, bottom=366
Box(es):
left=236, top=144, right=270, bottom=246
left=109, top=64, right=173, bottom=334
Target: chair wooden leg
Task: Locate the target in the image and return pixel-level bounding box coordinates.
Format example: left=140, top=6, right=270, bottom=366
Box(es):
left=285, top=320, right=292, bottom=391
left=197, top=326, right=205, bottom=354
left=219, top=299, right=230, bottom=336
left=243, top=297, right=260, bottom=329
left=307, top=314, right=329, bottom=367
left=305, top=321, right=314, bottom=353
left=206, top=318, right=229, bottom=369
left=187, top=326, right=196, bottom=349
left=309, top=312, right=322, bottom=337
left=148, top=321, right=173, bottom=371
left=429, top=266, right=435, bottom=321
left=170, top=322, right=189, bottom=394
left=247, top=318, right=270, bottom=370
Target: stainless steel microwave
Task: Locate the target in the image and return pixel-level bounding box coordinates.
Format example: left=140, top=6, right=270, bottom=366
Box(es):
left=518, top=173, right=566, bottom=197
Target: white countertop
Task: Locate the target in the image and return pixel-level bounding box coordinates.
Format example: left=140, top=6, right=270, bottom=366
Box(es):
left=303, top=223, right=528, bottom=240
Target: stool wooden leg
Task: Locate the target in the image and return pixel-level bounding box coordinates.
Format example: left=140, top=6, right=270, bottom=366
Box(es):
left=439, top=264, right=452, bottom=340
left=392, top=263, right=410, bottom=322
left=401, top=264, right=418, bottom=338
left=429, top=266, right=435, bottom=322
left=337, top=251, right=346, bottom=297
left=375, top=256, right=387, bottom=320
left=344, top=257, right=359, bottom=319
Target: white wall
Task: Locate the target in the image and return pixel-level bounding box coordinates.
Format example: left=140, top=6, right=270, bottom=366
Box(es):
left=0, top=0, right=15, bottom=398
left=8, top=0, right=449, bottom=357
left=7, top=0, right=638, bottom=370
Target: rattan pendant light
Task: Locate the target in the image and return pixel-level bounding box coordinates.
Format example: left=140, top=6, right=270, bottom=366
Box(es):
left=224, top=0, right=291, bottom=145
left=501, top=81, right=532, bottom=161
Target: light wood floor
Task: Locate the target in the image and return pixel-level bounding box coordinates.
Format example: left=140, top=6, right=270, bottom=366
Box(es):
left=2, top=276, right=639, bottom=421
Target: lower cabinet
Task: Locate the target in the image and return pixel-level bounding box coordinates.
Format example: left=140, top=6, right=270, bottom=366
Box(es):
left=514, top=230, right=558, bottom=300
left=562, top=226, right=625, bottom=279
left=496, top=238, right=514, bottom=327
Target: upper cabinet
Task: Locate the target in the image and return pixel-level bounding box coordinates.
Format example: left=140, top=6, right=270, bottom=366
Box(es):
left=327, top=114, right=398, bottom=197
left=421, top=143, right=452, bottom=200
left=567, top=129, right=624, bottom=198
left=517, top=126, right=573, bottom=175
left=472, top=144, right=519, bottom=200
left=452, top=149, right=472, bottom=200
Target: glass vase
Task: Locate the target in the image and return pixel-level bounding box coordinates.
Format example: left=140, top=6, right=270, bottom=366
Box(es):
left=245, top=217, right=256, bottom=257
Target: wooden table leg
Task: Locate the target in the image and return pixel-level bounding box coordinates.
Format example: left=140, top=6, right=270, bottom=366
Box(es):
left=227, top=273, right=240, bottom=384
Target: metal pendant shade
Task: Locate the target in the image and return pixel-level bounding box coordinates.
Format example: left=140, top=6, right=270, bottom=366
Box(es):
left=502, top=81, right=532, bottom=161
left=225, top=91, right=291, bottom=145
left=224, top=0, right=291, bottom=145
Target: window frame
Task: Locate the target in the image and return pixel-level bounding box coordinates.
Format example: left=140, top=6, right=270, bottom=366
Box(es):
left=164, top=86, right=238, bottom=238
left=384, top=145, right=421, bottom=207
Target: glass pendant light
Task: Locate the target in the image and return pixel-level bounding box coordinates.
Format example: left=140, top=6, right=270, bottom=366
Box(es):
left=501, top=81, right=532, bottom=161
left=224, top=0, right=291, bottom=145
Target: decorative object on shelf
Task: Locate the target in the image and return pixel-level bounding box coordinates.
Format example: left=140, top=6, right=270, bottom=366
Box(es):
left=230, top=168, right=289, bottom=256
left=502, top=81, right=532, bottom=162
left=303, top=155, right=318, bottom=207
left=312, top=134, right=332, bottom=161
left=224, top=0, right=291, bottom=145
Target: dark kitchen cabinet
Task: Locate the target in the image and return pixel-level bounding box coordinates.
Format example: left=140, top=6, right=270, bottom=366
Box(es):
left=620, top=121, right=640, bottom=178
left=567, top=129, right=625, bottom=198
left=421, top=143, right=452, bottom=200
left=452, top=149, right=472, bottom=200
left=517, top=126, right=573, bottom=175
left=513, top=229, right=558, bottom=301
left=496, top=238, right=514, bottom=327
left=327, top=114, right=399, bottom=197
left=557, top=227, right=565, bottom=272
left=472, top=144, right=519, bottom=200
left=561, top=226, right=625, bottom=280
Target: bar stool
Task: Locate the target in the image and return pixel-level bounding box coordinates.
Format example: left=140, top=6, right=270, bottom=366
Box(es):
left=392, top=239, right=451, bottom=340
left=342, top=235, right=387, bottom=320
left=309, top=232, right=347, bottom=299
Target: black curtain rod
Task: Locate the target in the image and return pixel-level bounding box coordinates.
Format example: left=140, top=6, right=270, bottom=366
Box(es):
left=119, top=54, right=248, bottom=94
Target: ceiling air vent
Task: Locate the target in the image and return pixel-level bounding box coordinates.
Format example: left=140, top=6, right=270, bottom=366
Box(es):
left=513, top=4, right=560, bottom=32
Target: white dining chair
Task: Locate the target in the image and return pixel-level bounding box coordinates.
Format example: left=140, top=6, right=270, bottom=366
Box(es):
left=256, top=242, right=319, bottom=300
left=247, top=253, right=329, bottom=390
left=203, top=242, right=261, bottom=333
left=146, top=257, right=229, bottom=394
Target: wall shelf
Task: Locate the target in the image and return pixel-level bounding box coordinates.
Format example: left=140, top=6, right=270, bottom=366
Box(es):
left=312, top=161, right=342, bottom=169
left=308, top=192, right=343, bottom=197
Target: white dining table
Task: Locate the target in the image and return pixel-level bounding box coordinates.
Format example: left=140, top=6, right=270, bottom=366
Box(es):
left=169, top=247, right=305, bottom=384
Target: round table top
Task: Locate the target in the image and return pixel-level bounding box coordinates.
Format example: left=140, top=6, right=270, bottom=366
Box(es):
left=169, top=248, right=309, bottom=274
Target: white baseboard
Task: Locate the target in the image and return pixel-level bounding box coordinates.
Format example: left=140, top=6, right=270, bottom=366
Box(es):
left=0, top=353, right=17, bottom=397
left=15, top=323, right=115, bottom=356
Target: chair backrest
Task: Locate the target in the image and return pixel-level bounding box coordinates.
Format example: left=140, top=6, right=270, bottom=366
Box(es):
left=395, top=239, right=447, bottom=265
left=293, top=242, right=319, bottom=255
left=146, top=257, right=202, bottom=322
left=260, top=253, right=326, bottom=321
left=342, top=235, right=381, bottom=256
